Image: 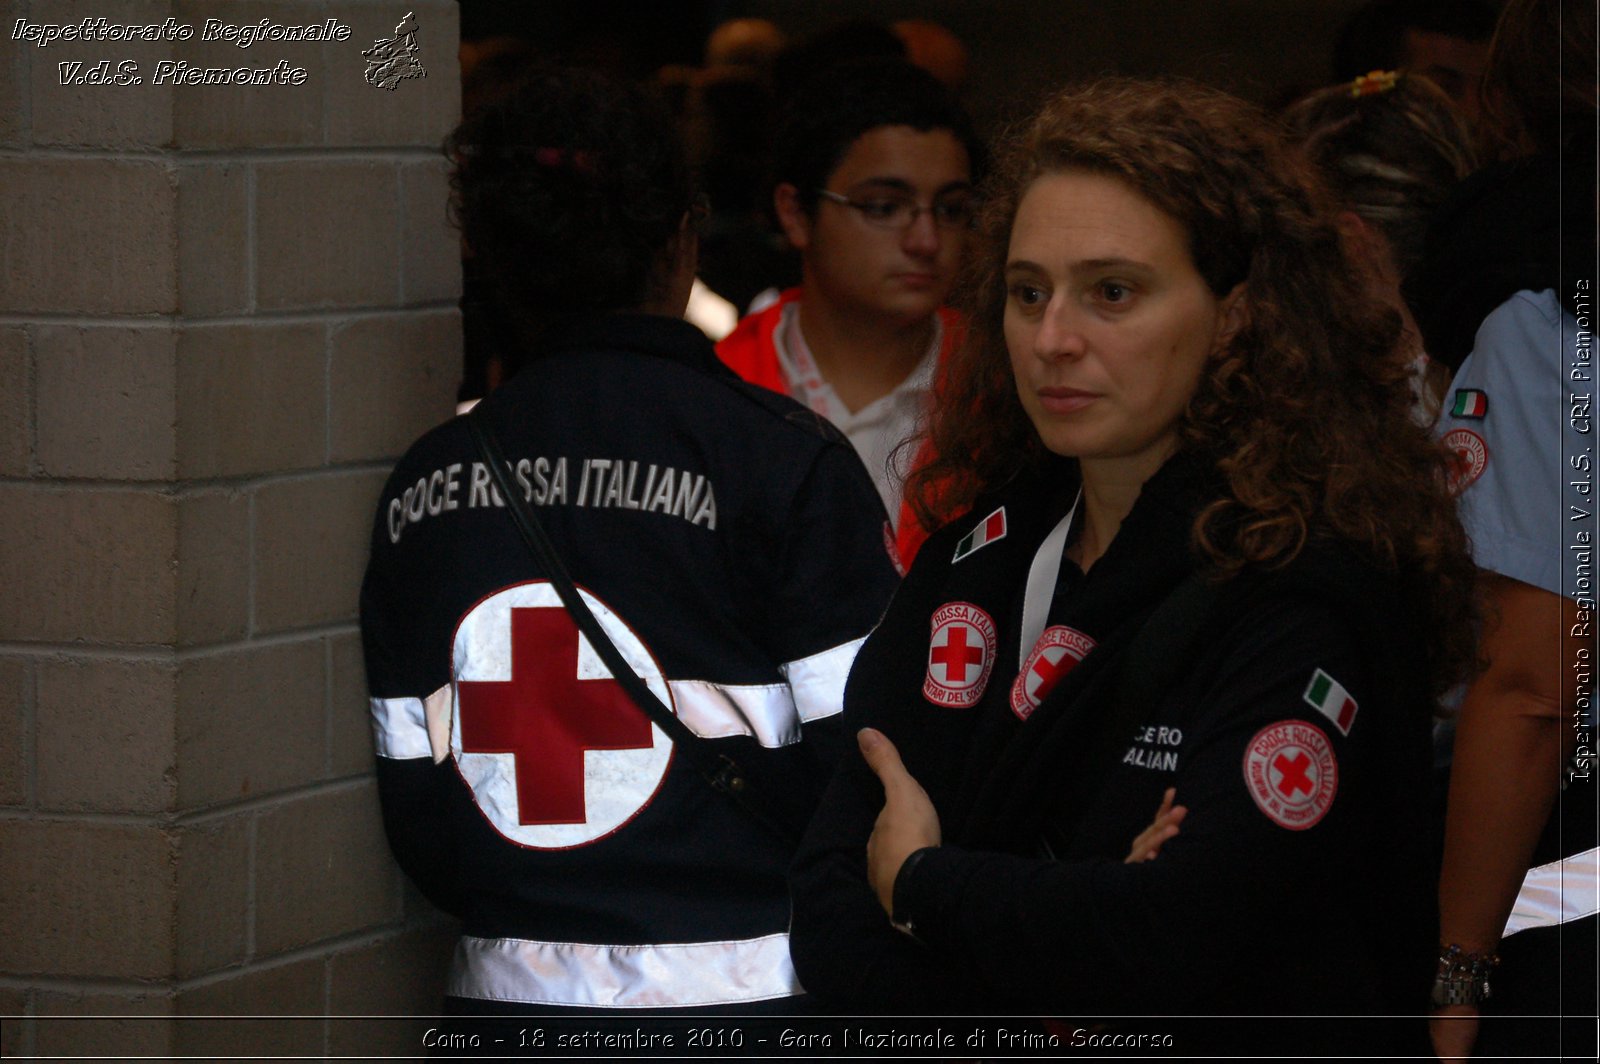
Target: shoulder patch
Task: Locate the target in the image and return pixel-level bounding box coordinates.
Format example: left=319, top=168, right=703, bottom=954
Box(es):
left=1442, top=428, right=1489, bottom=494
left=1010, top=625, right=1096, bottom=720
left=1449, top=389, right=1488, bottom=419
left=952, top=506, right=1007, bottom=563
left=1243, top=720, right=1338, bottom=830
left=923, top=602, right=997, bottom=707
left=1302, top=668, right=1358, bottom=735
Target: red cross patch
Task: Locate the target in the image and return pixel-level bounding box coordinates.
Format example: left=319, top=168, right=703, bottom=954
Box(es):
left=1242, top=720, right=1338, bottom=830
left=923, top=602, right=997, bottom=707
left=1010, top=625, right=1096, bottom=720
left=1442, top=428, right=1489, bottom=494
left=451, top=582, right=672, bottom=849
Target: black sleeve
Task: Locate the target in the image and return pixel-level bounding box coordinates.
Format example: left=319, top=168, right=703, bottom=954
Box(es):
left=773, top=442, right=900, bottom=770
left=770, top=441, right=900, bottom=657
left=359, top=471, right=465, bottom=918
left=789, top=741, right=968, bottom=1011
left=896, top=600, right=1391, bottom=1011
left=788, top=521, right=970, bottom=1012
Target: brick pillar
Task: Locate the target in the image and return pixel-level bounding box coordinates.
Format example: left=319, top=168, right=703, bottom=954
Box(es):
left=0, top=2, right=462, bottom=1057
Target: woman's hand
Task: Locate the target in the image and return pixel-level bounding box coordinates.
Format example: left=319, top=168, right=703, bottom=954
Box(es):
left=1125, top=787, right=1187, bottom=863
left=859, top=727, right=941, bottom=915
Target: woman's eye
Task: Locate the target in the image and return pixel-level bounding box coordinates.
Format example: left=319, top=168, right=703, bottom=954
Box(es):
left=1010, top=283, right=1047, bottom=307
left=1097, top=282, right=1132, bottom=304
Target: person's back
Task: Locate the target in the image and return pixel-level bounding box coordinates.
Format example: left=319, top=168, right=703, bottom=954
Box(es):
left=360, top=66, right=898, bottom=1016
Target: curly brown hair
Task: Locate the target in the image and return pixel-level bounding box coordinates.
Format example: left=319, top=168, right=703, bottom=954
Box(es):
left=908, top=77, right=1476, bottom=695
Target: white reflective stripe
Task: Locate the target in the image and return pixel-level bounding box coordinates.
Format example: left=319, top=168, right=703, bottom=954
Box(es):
left=664, top=637, right=864, bottom=748
left=1503, top=847, right=1600, bottom=937
left=781, top=636, right=865, bottom=724
left=371, top=694, right=427, bottom=759
left=669, top=679, right=798, bottom=746
left=370, top=685, right=452, bottom=762
left=448, top=932, right=800, bottom=1008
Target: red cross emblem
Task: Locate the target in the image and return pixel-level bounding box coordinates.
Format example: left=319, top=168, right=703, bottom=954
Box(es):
left=452, top=583, right=672, bottom=848
left=1441, top=428, right=1488, bottom=494
left=1243, top=720, right=1338, bottom=831
left=923, top=602, right=997, bottom=707
left=1272, top=751, right=1314, bottom=798
left=1009, top=625, right=1096, bottom=720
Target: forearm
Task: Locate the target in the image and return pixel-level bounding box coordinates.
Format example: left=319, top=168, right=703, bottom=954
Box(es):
left=1437, top=576, right=1579, bottom=953
left=1437, top=694, right=1564, bottom=952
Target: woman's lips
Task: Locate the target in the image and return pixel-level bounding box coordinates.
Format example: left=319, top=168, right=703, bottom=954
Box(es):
left=1037, top=386, right=1098, bottom=414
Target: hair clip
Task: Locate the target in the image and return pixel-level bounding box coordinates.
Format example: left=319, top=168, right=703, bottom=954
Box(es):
left=1350, top=70, right=1400, bottom=98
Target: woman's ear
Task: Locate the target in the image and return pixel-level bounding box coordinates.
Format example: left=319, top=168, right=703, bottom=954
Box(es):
left=1215, top=281, right=1249, bottom=351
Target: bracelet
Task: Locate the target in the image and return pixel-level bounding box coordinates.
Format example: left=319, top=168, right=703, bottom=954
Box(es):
left=1430, top=943, right=1500, bottom=1007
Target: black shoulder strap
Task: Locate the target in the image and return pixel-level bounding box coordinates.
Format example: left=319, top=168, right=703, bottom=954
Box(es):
left=465, top=406, right=800, bottom=846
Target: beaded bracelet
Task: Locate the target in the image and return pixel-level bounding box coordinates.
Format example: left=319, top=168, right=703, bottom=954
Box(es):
left=1431, top=943, right=1501, bottom=1007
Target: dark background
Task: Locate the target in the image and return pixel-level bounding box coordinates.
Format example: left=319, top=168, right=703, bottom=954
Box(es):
left=458, top=0, right=1388, bottom=131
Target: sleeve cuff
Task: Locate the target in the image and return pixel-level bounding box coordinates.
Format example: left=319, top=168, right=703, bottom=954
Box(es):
left=892, top=844, right=976, bottom=943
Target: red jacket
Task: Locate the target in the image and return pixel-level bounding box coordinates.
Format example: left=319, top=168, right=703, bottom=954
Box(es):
left=716, top=288, right=963, bottom=568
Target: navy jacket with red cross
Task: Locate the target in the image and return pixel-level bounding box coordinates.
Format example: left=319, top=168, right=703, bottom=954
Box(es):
left=359, top=313, right=899, bottom=1012
left=789, top=454, right=1437, bottom=1017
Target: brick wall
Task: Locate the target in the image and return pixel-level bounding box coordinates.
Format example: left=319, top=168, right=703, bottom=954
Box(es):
left=0, top=1, right=462, bottom=1056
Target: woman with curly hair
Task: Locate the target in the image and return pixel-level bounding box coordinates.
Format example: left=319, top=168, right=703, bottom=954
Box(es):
left=789, top=77, right=1476, bottom=1034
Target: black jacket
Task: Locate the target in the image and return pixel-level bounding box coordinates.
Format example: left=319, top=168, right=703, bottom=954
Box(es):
left=790, top=455, right=1436, bottom=1018
left=361, top=313, right=899, bottom=1010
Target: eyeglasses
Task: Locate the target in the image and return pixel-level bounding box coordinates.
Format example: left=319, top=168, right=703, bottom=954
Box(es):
left=815, top=189, right=975, bottom=231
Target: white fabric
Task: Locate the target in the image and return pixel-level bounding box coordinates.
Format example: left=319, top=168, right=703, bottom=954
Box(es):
left=1019, top=495, right=1080, bottom=669
left=780, top=635, right=864, bottom=725
left=773, top=301, right=938, bottom=523
left=1503, top=847, right=1600, bottom=937
left=448, top=932, right=800, bottom=1008
left=686, top=278, right=738, bottom=342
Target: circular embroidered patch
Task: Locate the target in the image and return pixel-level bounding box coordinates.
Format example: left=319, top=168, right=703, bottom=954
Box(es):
left=1010, top=625, right=1096, bottom=720
left=923, top=601, right=998, bottom=707
left=1242, top=720, right=1338, bottom=831
left=1442, top=428, right=1489, bottom=494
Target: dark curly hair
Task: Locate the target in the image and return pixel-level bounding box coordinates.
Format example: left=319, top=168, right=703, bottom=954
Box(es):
left=446, top=66, right=695, bottom=339
left=908, top=77, right=1476, bottom=696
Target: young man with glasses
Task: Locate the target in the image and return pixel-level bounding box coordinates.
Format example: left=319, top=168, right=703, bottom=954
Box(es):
left=718, top=60, right=980, bottom=564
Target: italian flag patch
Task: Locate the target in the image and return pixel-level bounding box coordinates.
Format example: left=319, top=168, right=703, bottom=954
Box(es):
left=1450, top=389, right=1488, bottom=419
left=1303, top=668, right=1358, bottom=735
left=952, top=506, right=1007, bottom=563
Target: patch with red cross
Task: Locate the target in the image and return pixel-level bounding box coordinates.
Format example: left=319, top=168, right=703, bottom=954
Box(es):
left=923, top=601, right=998, bottom=707
left=1009, top=625, right=1096, bottom=721
left=1441, top=428, right=1489, bottom=494
left=1242, top=720, right=1338, bottom=830
left=451, top=581, right=672, bottom=849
